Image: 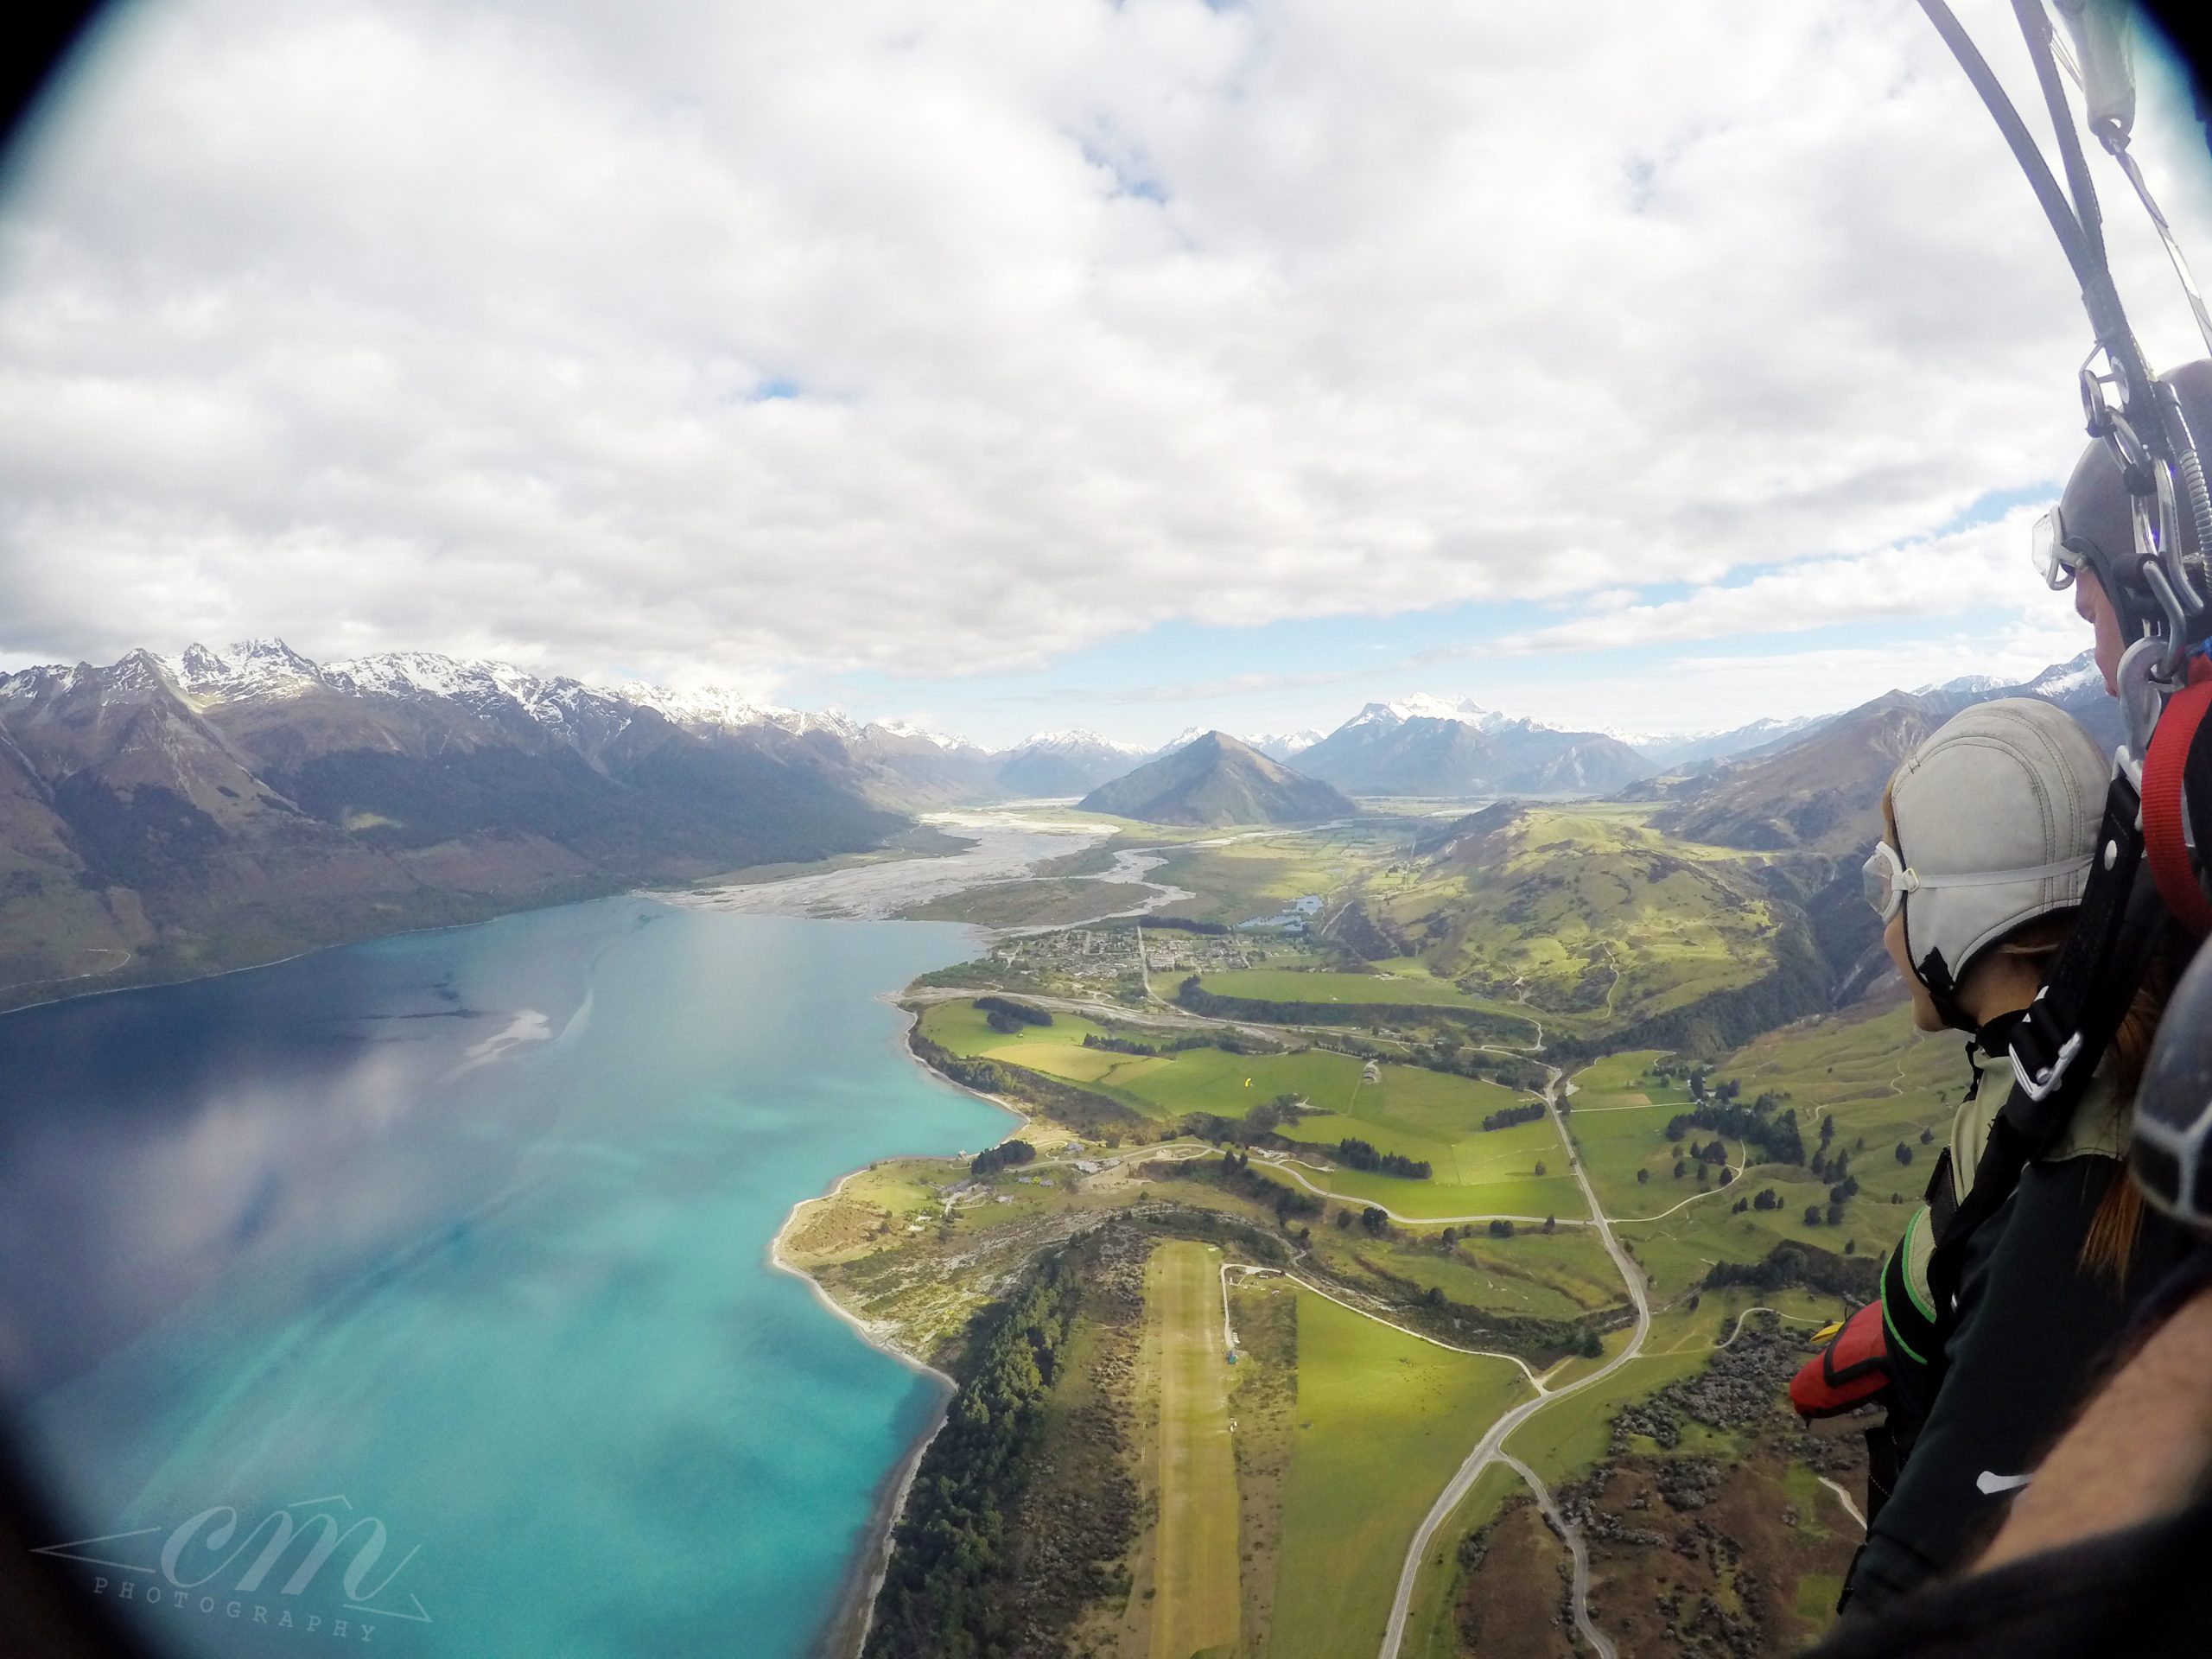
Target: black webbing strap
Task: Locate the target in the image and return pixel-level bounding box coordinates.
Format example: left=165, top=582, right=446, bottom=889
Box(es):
left=2006, top=773, right=2150, bottom=1127
left=1925, top=1147, right=1959, bottom=1238
left=1925, top=770, right=2164, bottom=1329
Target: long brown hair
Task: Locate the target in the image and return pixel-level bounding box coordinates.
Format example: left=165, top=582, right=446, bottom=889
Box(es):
left=2077, top=934, right=2183, bottom=1280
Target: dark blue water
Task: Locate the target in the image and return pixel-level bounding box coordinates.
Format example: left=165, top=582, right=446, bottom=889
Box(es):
left=0, top=897, right=1006, bottom=1658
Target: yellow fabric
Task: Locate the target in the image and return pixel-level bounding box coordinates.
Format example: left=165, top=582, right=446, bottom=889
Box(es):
left=1947, top=1046, right=2126, bottom=1196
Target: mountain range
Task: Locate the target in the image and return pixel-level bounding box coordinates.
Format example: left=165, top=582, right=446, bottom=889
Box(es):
left=1649, top=654, right=2113, bottom=856
left=1291, top=696, right=1656, bottom=797
left=0, top=636, right=2117, bottom=1005
left=0, top=640, right=917, bottom=1003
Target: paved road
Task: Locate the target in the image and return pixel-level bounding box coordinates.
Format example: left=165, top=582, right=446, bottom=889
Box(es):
left=1377, top=1059, right=1651, bottom=1659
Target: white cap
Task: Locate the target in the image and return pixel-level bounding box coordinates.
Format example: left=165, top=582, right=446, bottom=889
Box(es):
left=1889, top=697, right=2107, bottom=1003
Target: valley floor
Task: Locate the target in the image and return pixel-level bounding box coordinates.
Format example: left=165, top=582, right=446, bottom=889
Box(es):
left=767, top=804, right=1965, bottom=1657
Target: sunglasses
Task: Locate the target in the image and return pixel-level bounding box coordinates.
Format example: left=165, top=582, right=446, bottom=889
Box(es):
left=1862, top=840, right=2094, bottom=924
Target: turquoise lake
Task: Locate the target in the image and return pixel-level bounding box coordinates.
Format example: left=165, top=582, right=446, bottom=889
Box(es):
left=0, top=897, right=1009, bottom=1657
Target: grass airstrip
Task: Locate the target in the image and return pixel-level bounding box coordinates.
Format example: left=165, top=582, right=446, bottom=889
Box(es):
left=1250, top=1281, right=1530, bottom=1659
left=1141, top=1242, right=1242, bottom=1659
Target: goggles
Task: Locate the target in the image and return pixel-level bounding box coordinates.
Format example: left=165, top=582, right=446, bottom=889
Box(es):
left=2031, top=507, right=2093, bottom=592
left=1861, top=840, right=2094, bottom=924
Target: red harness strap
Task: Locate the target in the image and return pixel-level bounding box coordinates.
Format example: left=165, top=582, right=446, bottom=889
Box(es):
left=2142, top=658, right=2212, bottom=938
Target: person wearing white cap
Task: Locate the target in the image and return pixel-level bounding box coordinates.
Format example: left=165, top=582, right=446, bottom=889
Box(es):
left=1838, top=698, right=2194, bottom=1613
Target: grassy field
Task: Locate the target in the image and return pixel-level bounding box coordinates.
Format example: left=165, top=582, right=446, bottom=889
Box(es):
left=1727, top=998, right=1961, bottom=1156
left=1200, top=966, right=1489, bottom=1007
left=897, top=876, right=1142, bottom=927
left=1144, top=828, right=1405, bottom=927
left=1353, top=803, right=1783, bottom=1036
left=1298, top=1222, right=1629, bottom=1323
left=1141, top=1242, right=1242, bottom=1658
left=1269, top=1287, right=1530, bottom=1659
left=1268, top=1065, right=1580, bottom=1220
left=1552, top=1010, right=1960, bottom=1277
left=920, top=995, right=1588, bottom=1217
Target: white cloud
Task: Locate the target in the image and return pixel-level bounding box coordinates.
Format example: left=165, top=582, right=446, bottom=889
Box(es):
left=0, top=0, right=2206, bottom=693
left=1486, top=505, right=2050, bottom=654
left=1419, top=630, right=2091, bottom=739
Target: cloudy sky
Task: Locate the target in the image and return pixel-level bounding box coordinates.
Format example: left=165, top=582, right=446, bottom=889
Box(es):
left=2, top=0, right=2209, bottom=747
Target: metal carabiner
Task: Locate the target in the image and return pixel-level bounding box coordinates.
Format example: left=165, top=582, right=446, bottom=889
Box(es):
left=2117, top=633, right=2171, bottom=775
left=2106, top=407, right=2152, bottom=487
left=2143, top=563, right=2193, bottom=682
left=2082, top=362, right=2115, bottom=436
left=2152, top=457, right=2209, bottom=618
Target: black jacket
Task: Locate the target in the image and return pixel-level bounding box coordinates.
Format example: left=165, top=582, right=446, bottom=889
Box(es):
left=1841, top=1154, right=2191, bottom=1610
left=1811, top=1483, right=2212, bottom=1658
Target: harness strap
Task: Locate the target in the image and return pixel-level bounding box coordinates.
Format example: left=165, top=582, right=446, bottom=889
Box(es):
left=1925, top=768, right=2164, bottom=1330
left=1925, top=1147, right=1960, bottom=1237
left=2006, top=771, right=2148, bottom=1118
left=2141, top=661, right=2212, bottom=937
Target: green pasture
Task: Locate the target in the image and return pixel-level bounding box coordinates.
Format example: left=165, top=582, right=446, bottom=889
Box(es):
left=1270, top=1288, right=1529, bottom=1659
left=1560, top=1052, right=1719, bottom=1220
left=1147, top=831, right=1381, bottom=926
left=1615, top=1173, right=1914, bottom=1301
left=1294, top=1161, right=1585, bottom=1221
left=1273, top=1063, right=1535, bottom=1153
left=1354, top=804, right=1782, bottom=1034
left=1268, top=1058, right=1582, bottom=1217
left=918, top=1001, right=1575, bottom=1203
left=899, top=877, right=1135, bottom=928
left=1200, top=967, right=1485, bottom=1007
left=1726, top=999, right=1961, bottom=1158
left=1303, top=1223, right=1629, bottom=1322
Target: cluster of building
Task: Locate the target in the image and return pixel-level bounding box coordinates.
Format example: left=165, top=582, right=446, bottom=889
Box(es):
left=985, top=925, right=1278, bottom=985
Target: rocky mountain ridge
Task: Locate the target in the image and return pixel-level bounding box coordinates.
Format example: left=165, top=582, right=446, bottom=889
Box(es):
left=0, top=642, right=910, bottom=1007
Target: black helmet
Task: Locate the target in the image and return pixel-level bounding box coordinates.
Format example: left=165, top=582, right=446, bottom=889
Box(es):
left=2042, top=359, right=2212, bottom=642
left=2130, top=938, right=2212, bottom=1228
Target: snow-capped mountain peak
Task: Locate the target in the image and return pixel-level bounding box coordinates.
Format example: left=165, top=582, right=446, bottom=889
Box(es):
left=1389, top=692, right=1495, bottom=724
left=1246, top=728, right=1323, bottom=760
left=160, top=638, right=327, bottom=701
left=872, top=718, right=969, bottom=750
left=1011, top=728, right=1147, bottom=756
left=2023, top=651, right=2101, bottom=702
left=1343, top=694, right=1506, bottom=733
left=610, top=680, right=788, bottom=732
left=1913, top=672, right=2007, bottom=698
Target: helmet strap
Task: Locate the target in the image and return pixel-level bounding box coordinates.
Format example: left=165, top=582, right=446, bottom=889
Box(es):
left=1915, top=944, right=1968, bottom=1033
left=1961, top=1008, right=2030, bottom=1104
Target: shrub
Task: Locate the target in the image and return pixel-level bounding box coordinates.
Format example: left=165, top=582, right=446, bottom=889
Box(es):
left=971, top=1140, right=1039, bottom=1177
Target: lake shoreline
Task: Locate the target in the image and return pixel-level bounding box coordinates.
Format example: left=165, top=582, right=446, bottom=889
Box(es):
left=773, top=999, right=1031, bottom=1659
